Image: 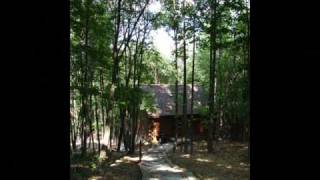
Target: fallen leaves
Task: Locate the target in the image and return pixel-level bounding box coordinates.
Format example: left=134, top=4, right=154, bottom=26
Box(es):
left=168, top=141, right=250, bottom=180
left=71, top=151, right=142, bottom=180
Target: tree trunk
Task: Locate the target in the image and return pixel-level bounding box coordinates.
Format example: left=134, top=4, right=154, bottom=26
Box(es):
left=190, top=15, right=196, bottom=154
left=182, top=0, right=188, bottom=154
left=173, top=21, right=179, bottom=153
left=99, top=70, right=105, bottom=137
left=89, top=93, right=95, bottom=152
left=71, top=97, right=77, bottom=151
left=109, top=107, right=114, bottom=150
left=95, top=95, right=101, bottom=153
left=124, top=130, right=129, bottom=152
left=117, top=107, right=125, bottom=151
left=111, top=0, right=122, bottom=84
left=208, top=0, right=217, bottom=153
left=80, top=99, right=87, bottom=154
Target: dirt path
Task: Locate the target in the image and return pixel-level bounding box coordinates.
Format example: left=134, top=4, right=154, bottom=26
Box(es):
left=139, top=143, right=197, bottom=180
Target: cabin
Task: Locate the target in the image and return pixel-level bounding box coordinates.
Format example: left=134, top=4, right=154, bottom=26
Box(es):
left=140, top=84, right=207, bottom=144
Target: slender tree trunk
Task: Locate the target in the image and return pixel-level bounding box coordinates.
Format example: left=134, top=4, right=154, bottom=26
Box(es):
left=130, top=88, right=139, bottom=154
left=109, top=0, right=122, bottom=153
left=125, top=46, right=132, bottom=87
left=81, top=0, right=91, bottom=155
left=137, top=14, right=148, bottom=87
left=111, top=0, right=122, bottom=84
left=127, top=33, right=141, bottom=153
left=182, top=0, right=188, bottom=153
left=109, top=107, right=114, bottom=150
left=95, top=95, right=101, bottom=153
left=117, top=107, right=125, bottom=151
left=71, top=96, right=77, bottom=151
left=99, top=70, right=105, bottom=137
left=70, top=119, right=75, bottom=151
left=190, top=15, right=196, bottom=154
left=208, top=0, right=218, bottom=153
left=123, top=128, right=129, bottom=152
left=80, top=92, right=88, bottom=154
left=80, top=98, right=86, bottom=154
left=173, top=14, right=179, bottom=153
left=207, top=9, right=214, bottom=154
left=133, top=29, right=140, bottom=87
left=89, top=93, right=95, bottom=152
left=134, top=16, right=149, bottom=152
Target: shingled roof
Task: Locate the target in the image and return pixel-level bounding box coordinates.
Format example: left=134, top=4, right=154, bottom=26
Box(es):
left=140, top=84, right=207, bottom=118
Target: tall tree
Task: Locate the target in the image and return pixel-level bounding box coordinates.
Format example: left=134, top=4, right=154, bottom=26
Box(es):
left=70, top=0, right=250, bottom=159
left=189, top=12, right=196, bottom=154
left=182, top=0, right=189, bottom=153
left=207, top=0, right=218, bottom=153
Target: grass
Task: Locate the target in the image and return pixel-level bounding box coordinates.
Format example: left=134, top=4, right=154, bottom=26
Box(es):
left=168, top=140, right=250, bottom=180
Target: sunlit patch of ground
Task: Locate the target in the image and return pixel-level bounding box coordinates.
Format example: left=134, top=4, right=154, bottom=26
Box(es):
left=168, top=141, right=250, bottom=180
left=103, top=159, right=141, bottom=180
left=71, top=150, right=142, bottom=180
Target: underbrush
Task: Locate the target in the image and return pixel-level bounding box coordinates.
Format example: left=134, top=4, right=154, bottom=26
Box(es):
left=71, top=151, right=142, bottom=180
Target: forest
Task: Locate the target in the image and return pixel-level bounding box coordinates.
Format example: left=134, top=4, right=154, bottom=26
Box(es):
left=71, top=0, right=249, bottom=179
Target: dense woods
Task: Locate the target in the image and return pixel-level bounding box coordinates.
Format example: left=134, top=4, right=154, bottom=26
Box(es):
left=70, top=0, right=249, bottom=166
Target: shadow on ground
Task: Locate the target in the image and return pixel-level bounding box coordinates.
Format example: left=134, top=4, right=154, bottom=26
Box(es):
left=168, top=141, right=250, bottom=180
left=71, top=150, right=142, bottom=180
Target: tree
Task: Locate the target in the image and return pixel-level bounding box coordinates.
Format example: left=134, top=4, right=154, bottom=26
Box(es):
left=182, top=0, right=188, bottom=153
left=70, top=0, right=250, bottom=159
left=207, top=0, right=218, bottom=153
left=189, top=10, right=196, bottom=154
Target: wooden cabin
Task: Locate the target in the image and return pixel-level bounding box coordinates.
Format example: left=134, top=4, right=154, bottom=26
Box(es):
left=140, top=84, right=207, bottom=143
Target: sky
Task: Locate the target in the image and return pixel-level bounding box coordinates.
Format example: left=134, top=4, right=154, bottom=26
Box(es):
left=148, top=0, right=195, bottom=62
left=147, top=0, right=250, bottom=60
left=148, top=0, right=175, bottom=61
left=150, top=28, right=175, bottom=61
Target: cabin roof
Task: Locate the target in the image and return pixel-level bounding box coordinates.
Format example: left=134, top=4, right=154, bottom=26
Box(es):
left=140, top=84, right=207, bottom=118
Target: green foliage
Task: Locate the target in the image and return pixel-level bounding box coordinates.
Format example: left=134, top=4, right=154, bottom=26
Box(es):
left=140, top=47, right=175, bottom=84
left=198, top=105, right=209, bottom=118
left=140, top=92, right=156, bottom=113
left=70, top=0, right=250, bottom=162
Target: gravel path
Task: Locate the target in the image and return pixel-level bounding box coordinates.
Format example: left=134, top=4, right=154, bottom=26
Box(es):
left=139, top=143, right=197, bottom=180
